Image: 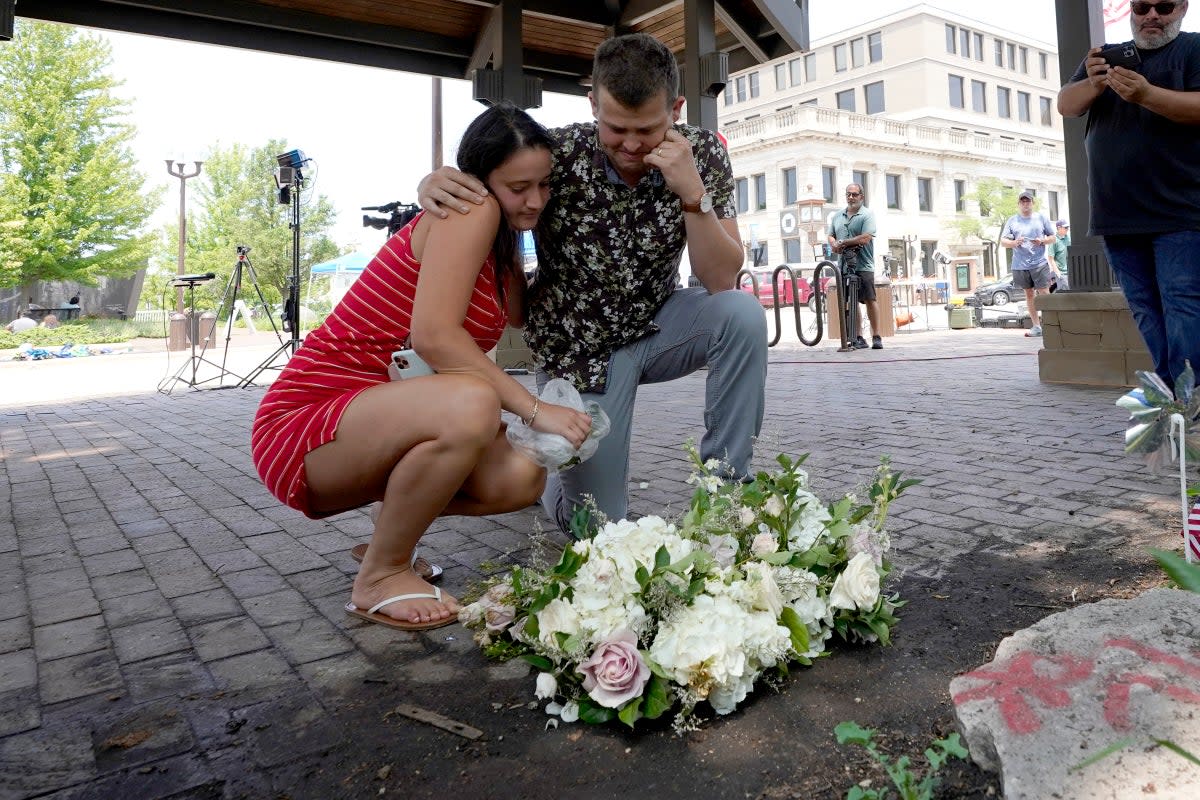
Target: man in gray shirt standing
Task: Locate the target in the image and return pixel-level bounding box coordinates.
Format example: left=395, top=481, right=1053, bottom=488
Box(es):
left=1000, top=191, right=1055, bottom=337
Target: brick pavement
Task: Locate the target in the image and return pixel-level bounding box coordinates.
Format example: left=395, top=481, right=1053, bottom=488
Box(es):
left=0, top=326, right=1183, bottom=798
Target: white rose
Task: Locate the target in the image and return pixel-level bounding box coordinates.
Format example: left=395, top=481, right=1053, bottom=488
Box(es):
left=536, top=598, right=582, bottom=648
left=751, top=532, right=777, bottom=556
left=535, top=672, right=558, bottom=700
left=738, top=506, right=757, bottom=527
left=764, top=495, right=785, bottom=517
left=735, top=562, right=785, bottom=618
left=559, top=700, right=580, bottom=722
left=828, top=552, right=881, bottom=611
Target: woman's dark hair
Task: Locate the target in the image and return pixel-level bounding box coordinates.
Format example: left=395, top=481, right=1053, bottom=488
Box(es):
left=456, top=103, right=553, bottom=302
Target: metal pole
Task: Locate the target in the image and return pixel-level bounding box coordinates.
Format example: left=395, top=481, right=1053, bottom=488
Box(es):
left=432, top=77, right=443, bottom=169
left=165, top=160, right=203, bottom=313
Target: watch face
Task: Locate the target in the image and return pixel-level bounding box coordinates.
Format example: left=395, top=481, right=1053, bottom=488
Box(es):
left=700, top=193, right=713, bottom=213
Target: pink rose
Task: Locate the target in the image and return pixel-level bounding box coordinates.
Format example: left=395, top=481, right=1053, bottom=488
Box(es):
left=577, top=630, right=650, bottom=708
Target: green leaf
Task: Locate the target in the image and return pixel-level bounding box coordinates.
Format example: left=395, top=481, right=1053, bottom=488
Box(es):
left=1149, top=548, right=1200, bottom=593
left=1069, top=737, right=1136, bottom=772
left=521, top=654, right=553, bottom=671
left=1153, top=738, right=1200, bottom=767
left=760, top=550, right=794, bottom=565
left=617, top=698, right=643, bottom=729
left=780, top=607, right=811, bottom=654
left=935, top=733, right=969, bottom=760
left=639, top=673, right=673, bottom=720
left=654, top=545, right=671, bottom=571
left=568, top=505, right=594, bottom=540
left=576, top=696, right=615, bottom=724
left=834, top=720, right=875, bottom=746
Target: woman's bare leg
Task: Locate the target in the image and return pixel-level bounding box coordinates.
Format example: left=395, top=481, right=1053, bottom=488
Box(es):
left=304, top=374, right=502, bottom=624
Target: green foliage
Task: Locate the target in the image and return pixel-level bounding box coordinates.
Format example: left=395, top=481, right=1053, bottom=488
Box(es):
left=948, top=178, right=1039, bottom=269
left=0, top=21, right=161, bottom=288
left=165, top=140, right=340, bottom=313
left=1149, top=547, right=1200, bottom=593
left=0, top=319, right=138, bottom=350
left=835, top=721, right=968, bottom=800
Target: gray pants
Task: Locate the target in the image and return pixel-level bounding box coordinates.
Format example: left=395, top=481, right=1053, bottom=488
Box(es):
left=539, top=287, right=767, bottom=535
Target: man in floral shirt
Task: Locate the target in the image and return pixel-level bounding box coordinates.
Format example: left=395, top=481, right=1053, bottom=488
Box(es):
left=419, top=33, right=766, bottom=534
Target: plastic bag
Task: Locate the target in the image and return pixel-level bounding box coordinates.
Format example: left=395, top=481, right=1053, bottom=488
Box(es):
left=506, top=378, right=610, bottom=469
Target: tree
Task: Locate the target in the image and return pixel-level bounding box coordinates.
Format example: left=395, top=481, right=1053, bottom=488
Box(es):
left=0, top=22, right=160, bottom=289
left=950, top=178, right=1044, bottom=273
left=177, top=139, right=339, bottom=313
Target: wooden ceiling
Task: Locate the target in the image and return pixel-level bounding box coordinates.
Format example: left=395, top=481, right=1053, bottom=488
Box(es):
left=15, top=0, right=809, bottom=97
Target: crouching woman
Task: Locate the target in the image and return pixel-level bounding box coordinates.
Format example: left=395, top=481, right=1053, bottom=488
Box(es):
left=250, top=105, right=591, bottom=630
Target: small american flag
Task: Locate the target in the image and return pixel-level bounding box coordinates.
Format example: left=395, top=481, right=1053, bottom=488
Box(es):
left=1184, top=499, right=1200, bottom=562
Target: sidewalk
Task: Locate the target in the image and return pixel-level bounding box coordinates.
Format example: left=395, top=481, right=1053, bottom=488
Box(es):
left=0, top=322, right=1182, bottom=799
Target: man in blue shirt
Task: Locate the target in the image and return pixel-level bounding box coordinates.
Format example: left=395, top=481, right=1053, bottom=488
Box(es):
left=1058, top=0, right=1200, bottom=389
left=1001, top=192, right=1055, bottom=337
left=827, top=183, right=881, bottom=349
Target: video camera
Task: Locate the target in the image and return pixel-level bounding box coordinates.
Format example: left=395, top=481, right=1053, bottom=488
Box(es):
left=362, top=201, right=420, bottom=236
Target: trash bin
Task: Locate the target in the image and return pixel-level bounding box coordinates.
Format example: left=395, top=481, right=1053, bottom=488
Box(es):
left=946, top=305, right=975, bottom=329
left=195, top=311, right=218, bottom=346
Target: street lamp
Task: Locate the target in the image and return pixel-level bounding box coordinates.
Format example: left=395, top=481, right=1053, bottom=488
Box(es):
left=166, top=158, right=203, bottom=351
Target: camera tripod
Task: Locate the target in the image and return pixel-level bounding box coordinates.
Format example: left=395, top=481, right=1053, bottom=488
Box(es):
left=241, top=170, right=305, bottom=388
left=836, top=252, right=864, bottom=353
left=157, top=273, right=237, bottom=394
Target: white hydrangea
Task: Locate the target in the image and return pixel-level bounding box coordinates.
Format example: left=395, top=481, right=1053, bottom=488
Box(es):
left=849, top=522, right=891, bottom=567
left=729, top=561, right=785, bottom=618
left=702, top=533, right=739, bottom=568
left=786, top=490, right=831, bottom=552
left=535, top=597, right=581, bottom=651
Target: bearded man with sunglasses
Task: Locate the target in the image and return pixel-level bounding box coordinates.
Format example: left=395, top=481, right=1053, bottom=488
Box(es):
left=1058, top=0, right=1200, bottom=390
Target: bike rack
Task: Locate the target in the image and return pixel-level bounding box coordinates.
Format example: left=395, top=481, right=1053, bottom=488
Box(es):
left=737, top=261, right=839, bottom=348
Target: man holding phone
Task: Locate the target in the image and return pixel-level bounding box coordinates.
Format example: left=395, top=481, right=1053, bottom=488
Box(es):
left=1057, top=1, right=1200, bottom=389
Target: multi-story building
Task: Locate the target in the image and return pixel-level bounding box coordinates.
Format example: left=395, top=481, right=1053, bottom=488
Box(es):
left=718, top=4, right=1066, bottom=289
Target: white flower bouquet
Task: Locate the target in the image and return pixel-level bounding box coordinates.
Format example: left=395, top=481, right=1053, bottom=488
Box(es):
left=459, top=445, right=916, bottom=732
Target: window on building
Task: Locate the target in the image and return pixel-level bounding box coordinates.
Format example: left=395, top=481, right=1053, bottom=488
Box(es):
left=973, top=32, right=984, bottom=61
left=783, top=238, right=804, bottom=262
left=868, top=32, right=883, bottom=62
left=801, top=98, right=818, bottom=106
left=971, top=80, right=987, bottom=112
left=834, top=43, right=847, bottom=72
left=1040, top=96, right=1053, bottom=126
left=946, top=24, right=956, bottom=54
left=1040, top=51, right=1049, bottom=80
left=1048, top=190, right=1059, bottom=221
left=753, top=173, right=766, bottom=210
left=994, top=38, right=1004, bottom=66
left=864, top=81, right=885, bottom=114
left=774, top=63, right=787, bottom=91
left=735, top=76, right=746, bottom=102
left=851, top=38, right=865, bottom=68
left=886, top=174, right=902, bottom=209
left=853, top=170, right=869, bottom=197
left=917, top=177, right=932, bottom=212
left=960, top=28, right=971, bottom=58
left=836, top=88, right=856, bottom=112
left=723, top=87, right=733, bottom=107
left=1006, top=42, right=1016, bottom=70
left=822, top=166, right=837, bottom=203
left=747, top=241, right=768, bottom=267
left=1017, top=91, right=1031, bottom=122
left=954, top=179, right=966, bottom=213
left=888, top=239, right=906, bottom=278
left=1019, top=47, right=1029, bottom=73
left=921, top=241, right=938, bottom=278
left=782, top=167, right=797, bottom=205
left=997, top=86, right=1011, bottom=118
left=804, top=53, right=817, bottom=81
left=789, top=57, right=803, bottom=85
left=735, top=178, right=749, bottom=214
left=749, top=72, right=760, bottom=98
left=949, top=74, right=965, bottom=109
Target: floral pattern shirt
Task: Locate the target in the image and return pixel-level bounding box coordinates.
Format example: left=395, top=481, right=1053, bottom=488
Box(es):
left=525, top=122, right=736, bottom=393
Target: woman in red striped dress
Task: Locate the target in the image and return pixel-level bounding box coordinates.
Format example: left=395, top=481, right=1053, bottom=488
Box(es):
left=251, top=105, right=592, bottom=631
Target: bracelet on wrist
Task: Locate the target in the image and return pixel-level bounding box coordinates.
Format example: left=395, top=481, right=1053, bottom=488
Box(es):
left=523, top=397, right=540, bottom=427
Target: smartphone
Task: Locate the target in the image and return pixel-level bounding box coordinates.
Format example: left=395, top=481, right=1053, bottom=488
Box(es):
left=1099, top=43, right=1141, bottom=70
left=387, top=348, right=435, bottom=381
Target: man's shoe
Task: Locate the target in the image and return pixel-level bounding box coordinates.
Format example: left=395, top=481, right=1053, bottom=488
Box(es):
left=852, top=336, right=869, bottom=349
left=1025, top=325, right=1043, bottom=337
left=871, top=335, right=883, bottom=349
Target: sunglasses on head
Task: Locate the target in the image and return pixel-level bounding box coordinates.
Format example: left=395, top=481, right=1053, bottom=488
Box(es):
left=1130, top=1, right=1180, bottom=14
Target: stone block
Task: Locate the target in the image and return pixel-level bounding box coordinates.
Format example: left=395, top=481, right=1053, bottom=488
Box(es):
left=34, top=615, right=110, bottom=662
left=110, top=617, right=190, bottom=664
left=1039, top=348, right=1130, bottom=387
left=187, top=617, right=270, bottom=663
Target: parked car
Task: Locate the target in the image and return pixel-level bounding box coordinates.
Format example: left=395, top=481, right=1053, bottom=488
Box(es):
left=739, top=263, right=833, bottom=311
left=974, top=274, right=1022, bottom=306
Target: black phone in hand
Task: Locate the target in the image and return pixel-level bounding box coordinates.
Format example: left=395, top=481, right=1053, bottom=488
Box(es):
left=1100, top=43, right=1141, bottom=70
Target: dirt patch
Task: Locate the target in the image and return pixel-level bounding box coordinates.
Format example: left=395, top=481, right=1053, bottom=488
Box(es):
left=223, top=544, right=1169, bottom=800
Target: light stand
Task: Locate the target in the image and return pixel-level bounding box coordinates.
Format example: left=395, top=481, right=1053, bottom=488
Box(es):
left=241, top=152, right=307, bottom=388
